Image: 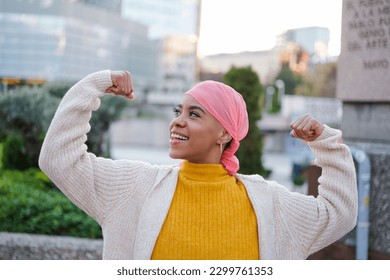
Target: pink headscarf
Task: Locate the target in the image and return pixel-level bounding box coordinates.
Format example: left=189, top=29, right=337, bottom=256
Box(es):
left=185, top=80, right=249, bottom=175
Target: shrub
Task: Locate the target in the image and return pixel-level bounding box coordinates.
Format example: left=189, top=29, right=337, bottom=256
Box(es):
left=0, top=86, right=59, bottom=170
left=2, top=132, right=34, bottom=170
left=0, top=82, right=128, bottom=170
left=0, top=169, right=102, bottom=239
left=0, top=142, right=4, bottom=170
left=87, top=95, right=129, bottom=157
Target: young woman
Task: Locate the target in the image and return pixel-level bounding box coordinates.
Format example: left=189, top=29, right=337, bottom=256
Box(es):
left=39, top=70, right=357, bottom=260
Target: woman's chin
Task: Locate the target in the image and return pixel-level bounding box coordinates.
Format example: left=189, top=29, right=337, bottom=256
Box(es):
left=168, top=150, right=183, bottom=160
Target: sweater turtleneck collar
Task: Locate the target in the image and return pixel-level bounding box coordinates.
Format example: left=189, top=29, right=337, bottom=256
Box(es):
left=179, top=160, right=232, bottom=182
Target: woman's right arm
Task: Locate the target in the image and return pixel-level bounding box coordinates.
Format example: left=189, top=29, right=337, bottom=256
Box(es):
left=39, top=70, right=158, bottom=224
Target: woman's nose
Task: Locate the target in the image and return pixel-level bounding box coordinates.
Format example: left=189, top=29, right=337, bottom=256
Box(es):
left=171, top=114, right=186, bottom=128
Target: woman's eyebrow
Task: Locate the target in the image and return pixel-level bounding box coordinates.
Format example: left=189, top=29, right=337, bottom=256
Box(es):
left=188, top=105, right=206, bottom=114
left=176, top=104, right=206, bottom=114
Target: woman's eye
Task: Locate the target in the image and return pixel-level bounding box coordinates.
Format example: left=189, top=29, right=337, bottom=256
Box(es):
left=189, top=111, right=200, bottom=118
left=173, top=107, right=181, bottom=116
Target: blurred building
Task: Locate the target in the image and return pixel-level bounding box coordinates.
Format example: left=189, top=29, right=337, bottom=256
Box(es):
left=200, top=26, right=331, bottom=86
left=284, top=26, right=330, bottom=64
left=121, top=0, right=201, bottom=103
left=122, top=0, right=199, bottom=40
left=0, top=0, right=156, bottom=94
left=278, top=42, right=310, bottom=76
left=200, top=48, right=282, bottom=85
left=148, top=35, right=198, bottom=105
left=76, top=0, right=123, bottom=14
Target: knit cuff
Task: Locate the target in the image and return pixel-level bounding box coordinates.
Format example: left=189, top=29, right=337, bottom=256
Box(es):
left=313, top=125, right=341, bottom=141
left=85, top=70, right=113, bottom=96
left=308, top=125, right=343, bottom=152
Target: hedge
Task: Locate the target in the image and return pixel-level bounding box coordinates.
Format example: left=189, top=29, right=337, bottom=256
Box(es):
left=0, top=169, right=102, bottom=239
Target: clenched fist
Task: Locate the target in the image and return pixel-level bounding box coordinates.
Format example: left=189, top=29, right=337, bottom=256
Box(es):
left=106, top=71, right=134, bottom=99
left=290, top=114, right=325, bottom=142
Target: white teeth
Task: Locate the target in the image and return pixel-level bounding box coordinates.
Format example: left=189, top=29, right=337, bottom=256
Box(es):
left=171, top=133, right=189, bottom=140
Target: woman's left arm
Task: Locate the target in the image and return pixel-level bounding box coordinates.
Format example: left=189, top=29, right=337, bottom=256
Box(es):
left=283, top=115, right=358, bottom=257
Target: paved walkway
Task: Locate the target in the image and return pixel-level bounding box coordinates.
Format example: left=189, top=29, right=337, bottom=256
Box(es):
left=111, top=145, right=307, bottom=193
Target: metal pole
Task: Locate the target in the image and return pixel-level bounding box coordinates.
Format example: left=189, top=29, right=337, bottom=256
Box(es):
left=275, top=79, right=285, bottom=104
left=265, top=86, right=275, bottom=112
left=350, top=147, right=371, bottom=260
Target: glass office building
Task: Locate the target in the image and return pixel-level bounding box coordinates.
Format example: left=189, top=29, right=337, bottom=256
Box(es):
left=0, top=0, right=156, bottom=91
left=77, top=0, right=123, bottom=14
left=285, top=27, right=330, bottom=63
left=121, top=0, right=201, bottom=101
left=121, top=0, right=200, bottom=39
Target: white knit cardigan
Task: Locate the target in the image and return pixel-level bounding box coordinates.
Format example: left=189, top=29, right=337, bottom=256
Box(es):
left=39, top=70, right=358, bottom=260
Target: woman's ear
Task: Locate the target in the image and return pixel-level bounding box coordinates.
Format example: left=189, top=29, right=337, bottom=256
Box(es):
left=220, top=130, right=232, bottom=144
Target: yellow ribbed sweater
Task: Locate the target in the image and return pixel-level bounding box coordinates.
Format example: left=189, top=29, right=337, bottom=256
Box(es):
left=151, top=161, right=259, bottom=260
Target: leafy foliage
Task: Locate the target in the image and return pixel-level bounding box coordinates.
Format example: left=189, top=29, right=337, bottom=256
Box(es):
left=0, top=81, right=128, bottom=169
left=0, top=78, right=127, bottom=238
left=0, top=169, right=102, bottom=238
left=0, top=87, right=60, bottom=170
left=274, top=64, right=303, bottom=95
left=223, top=66, right=267, bottom=176
left=88, top=95, right=128, bottom=157
left=295, top=62, right=337, bottom=97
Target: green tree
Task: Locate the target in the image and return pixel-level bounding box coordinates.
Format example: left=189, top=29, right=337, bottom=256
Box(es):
left=223, top=66, right=267, bottom=176
left=274, top=64, right=303, bottom=95
left=295, top=62, right=337, bottom=97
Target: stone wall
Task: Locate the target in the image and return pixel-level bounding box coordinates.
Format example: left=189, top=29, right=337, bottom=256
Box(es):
left=0, top=232, right=102, bottom=260
left=342, top=104, right=390, bottom=255
left=347, top=142, right=390, bottom=255
left=338, top=0, right=390, bottom=257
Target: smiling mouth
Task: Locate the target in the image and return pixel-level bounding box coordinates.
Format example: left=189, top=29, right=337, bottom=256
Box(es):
left=170, top=133, right=189, bottom=141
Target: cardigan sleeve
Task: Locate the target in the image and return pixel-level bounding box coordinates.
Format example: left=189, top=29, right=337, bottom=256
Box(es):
left=39, top=70, right=159, bottom=225
left=274, top=125, right=358, bottom=258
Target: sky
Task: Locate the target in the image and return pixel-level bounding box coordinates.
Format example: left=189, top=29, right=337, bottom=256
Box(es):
left=198, top=0, right=343, bottom=57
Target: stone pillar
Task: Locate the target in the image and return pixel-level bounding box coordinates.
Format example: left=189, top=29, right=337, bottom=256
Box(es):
left=337, top=0, right=390, bottom=256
